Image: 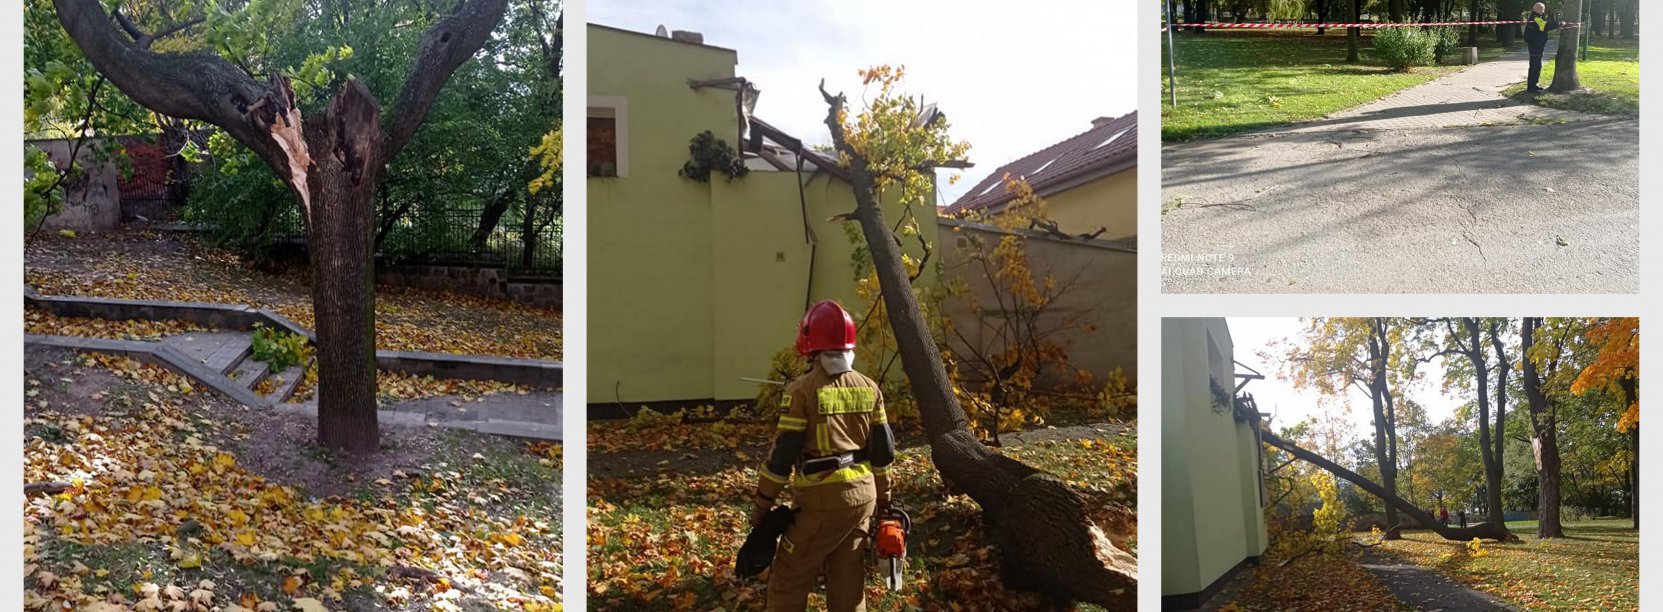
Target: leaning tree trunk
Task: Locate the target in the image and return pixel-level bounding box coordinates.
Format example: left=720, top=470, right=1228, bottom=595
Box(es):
left=818, top=85, right=1135, bottom=608
left=1264, top=431, right=1514, bottom=541
left=1549, top=0, right=1584, bottom=91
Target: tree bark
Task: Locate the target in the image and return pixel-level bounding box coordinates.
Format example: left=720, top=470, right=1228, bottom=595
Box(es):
left=1520, top=317, right=1565, bottom=538
left=1549, top=0, right=1584, bottom=92
left=51, top=0, right=510, bottom=453
left=1367, top=321, right=1401, bottom=539
left=1499, top=0, right=1518, bottom=44
left=1264, top=431, right=1514, bottom=541
left=305, top=81, right=385, bottom=453
left=818, top=85, right=1135, bottom=608
left=1347, top=0, right=1363, bottom=61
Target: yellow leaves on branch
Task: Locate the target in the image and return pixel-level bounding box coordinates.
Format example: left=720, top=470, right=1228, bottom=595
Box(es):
left=838, top=65, right=971, bottom=209
left=528, top=127, right=561, bottom=195
left=1570, top=317, right=1639, bottom=432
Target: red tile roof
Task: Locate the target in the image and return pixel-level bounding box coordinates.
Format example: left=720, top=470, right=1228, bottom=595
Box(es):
left=945, top=111, right=1136, bottom=216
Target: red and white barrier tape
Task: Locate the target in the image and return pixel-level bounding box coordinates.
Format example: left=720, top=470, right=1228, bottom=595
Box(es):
left=1162, top=20, right=1580, bottom=31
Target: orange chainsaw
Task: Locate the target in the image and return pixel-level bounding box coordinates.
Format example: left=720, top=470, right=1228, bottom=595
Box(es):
left=871, top=507, right=911, bottom=590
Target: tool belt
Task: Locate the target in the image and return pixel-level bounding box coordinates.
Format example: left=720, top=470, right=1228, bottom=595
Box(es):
left=799, top=450, right=868, bottom=475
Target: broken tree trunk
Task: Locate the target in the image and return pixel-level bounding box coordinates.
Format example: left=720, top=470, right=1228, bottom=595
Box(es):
left=817, top=84, right=1135, bottom=608
left=52, top=0, right=510, bottom=454
left=1263, top=430, right=1514, bottom=541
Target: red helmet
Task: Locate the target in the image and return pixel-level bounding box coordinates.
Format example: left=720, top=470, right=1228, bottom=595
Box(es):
left=795, top=300, right=857, bottom=357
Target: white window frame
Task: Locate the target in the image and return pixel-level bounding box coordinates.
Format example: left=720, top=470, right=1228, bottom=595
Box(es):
left=587, top=96, right=630, bottom=178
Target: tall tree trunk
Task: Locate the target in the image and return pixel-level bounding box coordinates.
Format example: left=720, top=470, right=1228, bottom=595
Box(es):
left=1460, top=318, right=1507, bottom=528
left=1265, top=431, right=1513, bottom=540
left=1499, top=0, right=1518, bottom=44
left=1487, top=321, right=1509, bottom=522
left=1391, top=0, right=1406, bottom=22
left=1630, top=426, right=1640, bottom=530
left=304, top=81, right=385, bottom=453
left=1347, top=0, right=1363, bottom=61
left=1550, top=0, right=1585, bottom=91
left=1369, top=322, right=1401, bottom=538
left=156, top=117, right=193, bottom=207
left=1619, top=0, right=1634, bottom=38
left=817, top=85, right=1135, bottom=608
left=1520, top=317, right=1565, bottom=538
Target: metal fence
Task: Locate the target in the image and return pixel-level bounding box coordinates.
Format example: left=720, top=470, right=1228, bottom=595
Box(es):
left=276, top=206, right=563, bottom=280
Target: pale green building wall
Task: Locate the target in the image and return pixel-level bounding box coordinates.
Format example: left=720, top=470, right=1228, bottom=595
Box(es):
left=588, top=25, right=938, bottom=406
left=1162, top=318, right=1268, bottom=602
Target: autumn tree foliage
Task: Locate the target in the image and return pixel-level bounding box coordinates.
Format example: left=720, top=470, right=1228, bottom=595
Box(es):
left=947, top=176, right=1102, bottom=443
left=817, top=66, right=1135, bottom=607
left=1572, top=317, right=1639, bottom=529
left=48, top=0, right=511, bottom=453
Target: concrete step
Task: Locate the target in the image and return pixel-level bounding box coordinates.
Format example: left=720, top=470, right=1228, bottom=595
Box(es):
left=204, top=337, right=252, bottom=374
left=161, top=332, right=254, bottom=375
left=227, top=357, right=270, bottom=391
left=260, top=358, right=312, bottom=403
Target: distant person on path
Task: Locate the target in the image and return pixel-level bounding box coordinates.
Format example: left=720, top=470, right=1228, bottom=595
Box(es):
left=1523, top=2, right=1563, bottom=93
left=1458, top=510, right=1468, bottom=528
left=1440, top=507, right=1450, bottom=526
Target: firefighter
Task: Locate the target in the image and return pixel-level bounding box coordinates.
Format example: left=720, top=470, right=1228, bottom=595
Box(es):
left=751, top=300, right=897, bottom=612
left=1523, top=2, right=1563, bottom=93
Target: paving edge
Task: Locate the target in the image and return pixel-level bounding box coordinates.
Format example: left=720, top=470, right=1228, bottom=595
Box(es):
left=25, top=334, right=273, bottom=409
left=25, top=289, right=562, bottom=387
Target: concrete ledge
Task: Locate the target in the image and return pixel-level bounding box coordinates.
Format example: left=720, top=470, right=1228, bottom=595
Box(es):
left=26, top=289, right=562, bottom=388
left=28, top=293, right=267, bottom=330
left=377, top=350, right=562, bottom=388
left=25, top=334, right=273, bottom=409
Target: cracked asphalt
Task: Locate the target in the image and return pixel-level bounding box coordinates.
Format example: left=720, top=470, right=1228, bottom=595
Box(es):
left=1161, top=43, right=1638, bottom=294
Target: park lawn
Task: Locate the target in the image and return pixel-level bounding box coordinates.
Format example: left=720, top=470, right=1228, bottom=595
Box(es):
left=1161, top=30, right=1513, bottom=141
left=1503, top=37, right=1640, bottom=116
left=25, top=229, right=563, bottom=360
left=1376, top=519, right=1637, bottom=611
left=23, top=349, right=561, bottom=610
left=586, top=421, right=1135, bottom=611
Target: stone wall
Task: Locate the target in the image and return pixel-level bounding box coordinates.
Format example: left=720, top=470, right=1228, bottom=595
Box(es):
left=939, top=218, right=1137, bottom=390
left=375, top=263, right=561, bottom=309
left=27, top=140, right=122, bottom=232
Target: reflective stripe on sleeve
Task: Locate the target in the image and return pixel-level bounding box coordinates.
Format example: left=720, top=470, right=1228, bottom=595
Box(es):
left=777, top=416, right=808, bottom=432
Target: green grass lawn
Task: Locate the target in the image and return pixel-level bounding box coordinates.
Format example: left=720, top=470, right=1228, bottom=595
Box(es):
left=1503, top=36, right=1640, bottom=116
left=1161, top=30, right=1515, bottom=141
left=1377, top=518, right=1637, bottom=610
left=587, top=427, right=1136, bottom=610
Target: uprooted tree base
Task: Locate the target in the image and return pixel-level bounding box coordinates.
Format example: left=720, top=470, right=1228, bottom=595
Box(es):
left=1263, top=430, right=1515, bottom=542
left=818, top=82, right=1136, bottom=608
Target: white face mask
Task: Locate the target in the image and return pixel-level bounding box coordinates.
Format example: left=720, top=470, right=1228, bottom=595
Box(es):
left=818, top=350, right=856, bottom=375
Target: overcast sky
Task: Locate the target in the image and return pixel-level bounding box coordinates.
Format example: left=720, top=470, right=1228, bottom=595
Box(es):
left=588, top=1, right=1136, bottom=204
left=1226, top=318, right=1469, bottom=445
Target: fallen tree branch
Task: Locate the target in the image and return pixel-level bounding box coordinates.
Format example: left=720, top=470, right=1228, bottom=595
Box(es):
left=25, top=482, right=73, bottom=496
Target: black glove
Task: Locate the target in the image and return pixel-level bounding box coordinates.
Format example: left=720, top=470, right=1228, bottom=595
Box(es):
left=749, top=495, right=773, bottom=527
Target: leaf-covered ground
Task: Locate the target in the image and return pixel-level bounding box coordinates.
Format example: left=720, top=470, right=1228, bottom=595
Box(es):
left=1375, top=519, right=1638, bottom=610
left=1160, top=31, right=1512, bottom=141
left=1224, top=549, right=1408, bottom=612
left=25, top=230, right=562, bottom=360
left=26, top=310, right=544, bottom=405
left=23, top=346, right=562, bottom=611
left=587, top=418, right=1135, bottom=611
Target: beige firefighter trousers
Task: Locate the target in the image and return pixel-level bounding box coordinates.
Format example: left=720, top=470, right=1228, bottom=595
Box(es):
left=765, top=481, right=877, bottom=612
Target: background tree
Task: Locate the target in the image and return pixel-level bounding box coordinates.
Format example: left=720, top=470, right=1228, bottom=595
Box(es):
left=947, top=176, right=1100, bottom=443
left=1283, top=318, right=1419, bottom=538
left=1521, top=317, right=1590, bottom=537
left=816, top=66, right=1135, bottom=607
left=1572, top=317, right=1638, bottom=528
left=50, top=0, right=511, bottom=453
left=1438, top=317, right=1510, bottom=527
left=1549, top=0, right=1585, bottom=91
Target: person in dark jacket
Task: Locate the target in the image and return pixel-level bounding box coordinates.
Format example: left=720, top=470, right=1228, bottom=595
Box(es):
left=1523, top=2, right=1563, bottom=92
